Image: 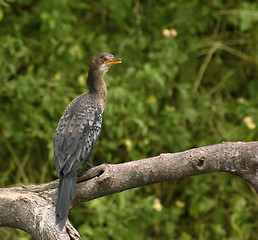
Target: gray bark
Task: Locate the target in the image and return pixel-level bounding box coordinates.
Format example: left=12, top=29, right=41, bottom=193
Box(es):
left=0, top=141, right=257, bottom=239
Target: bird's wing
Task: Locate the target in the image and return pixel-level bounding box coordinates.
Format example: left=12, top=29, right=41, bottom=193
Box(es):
left=54, top=96, right=102, bottom=176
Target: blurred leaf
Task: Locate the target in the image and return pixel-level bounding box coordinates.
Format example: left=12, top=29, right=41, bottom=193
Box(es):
left=0, top=0, right=257, bottom=239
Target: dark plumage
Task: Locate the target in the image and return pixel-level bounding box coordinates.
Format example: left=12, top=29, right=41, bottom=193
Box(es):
left=54, top=52, right=121, bottom=229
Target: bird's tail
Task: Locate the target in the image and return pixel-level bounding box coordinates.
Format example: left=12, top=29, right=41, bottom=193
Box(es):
left=55, top=174, right=77, bottom=230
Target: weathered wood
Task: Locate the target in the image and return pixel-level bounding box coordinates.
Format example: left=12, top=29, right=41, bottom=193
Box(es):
left=0, top=142, right=257, bottom=239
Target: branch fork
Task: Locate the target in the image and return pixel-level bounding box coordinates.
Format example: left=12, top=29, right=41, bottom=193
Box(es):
left=0, top=142, right=257, bottom=239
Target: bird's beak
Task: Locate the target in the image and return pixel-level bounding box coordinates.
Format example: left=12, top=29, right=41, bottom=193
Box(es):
left=104, top=58, right=122, bottom=67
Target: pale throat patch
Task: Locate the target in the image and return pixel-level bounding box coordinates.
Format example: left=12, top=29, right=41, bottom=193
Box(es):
left=99, top=64, right=110, bottom=74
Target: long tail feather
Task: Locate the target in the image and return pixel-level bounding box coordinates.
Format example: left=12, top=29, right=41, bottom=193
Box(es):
left=55, top=174, right=77, bottom=230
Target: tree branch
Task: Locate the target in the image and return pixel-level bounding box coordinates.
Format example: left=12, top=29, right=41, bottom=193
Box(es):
left=0, top=142, right=257, bottom=239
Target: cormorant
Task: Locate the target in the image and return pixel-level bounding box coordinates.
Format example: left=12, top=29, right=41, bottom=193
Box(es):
left=54, top=52, right=122, bottom=229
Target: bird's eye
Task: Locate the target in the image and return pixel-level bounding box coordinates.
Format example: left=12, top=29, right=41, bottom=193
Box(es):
left=103, top=57, right=107, bottom=61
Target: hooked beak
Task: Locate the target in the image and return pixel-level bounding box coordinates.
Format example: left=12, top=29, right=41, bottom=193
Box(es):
left=104, top=58, right=122, bottom=67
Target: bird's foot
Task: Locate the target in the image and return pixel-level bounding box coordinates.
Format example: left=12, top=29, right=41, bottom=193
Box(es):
left=77, top=163, right=94, bottom=178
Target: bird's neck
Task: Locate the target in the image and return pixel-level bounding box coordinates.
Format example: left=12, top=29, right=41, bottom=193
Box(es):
left=87, top=67, right=108, bottom=111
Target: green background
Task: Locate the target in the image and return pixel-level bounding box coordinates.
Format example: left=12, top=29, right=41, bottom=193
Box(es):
left=0, top=0, right=257, bottom=239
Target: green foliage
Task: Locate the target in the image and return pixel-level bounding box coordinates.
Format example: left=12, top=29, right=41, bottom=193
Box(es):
left=0, top=0, right=257, bottom=239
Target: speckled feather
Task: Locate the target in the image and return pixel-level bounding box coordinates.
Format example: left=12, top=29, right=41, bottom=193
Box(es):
left=54, top=52, right=121, bottom=230
left=54, top=93, right=102, bottom=177
left=54, top=93, right=103, bottom=229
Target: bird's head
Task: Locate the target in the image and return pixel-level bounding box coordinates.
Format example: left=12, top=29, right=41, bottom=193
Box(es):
left=92, top=52, right=122, bottom=75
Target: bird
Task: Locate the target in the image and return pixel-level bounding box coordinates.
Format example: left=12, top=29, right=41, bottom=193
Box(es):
left=54, top=52, right=122, bottom=229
